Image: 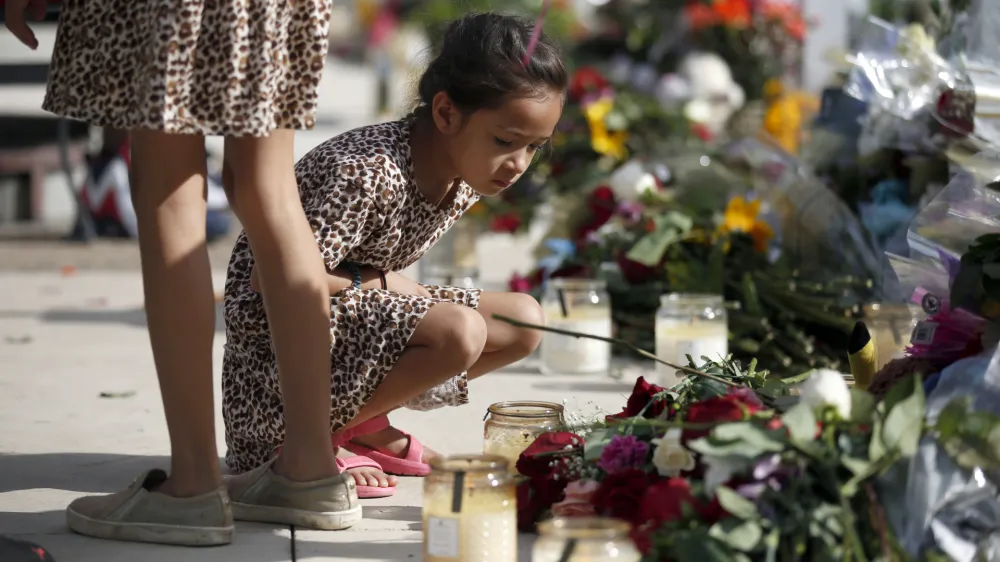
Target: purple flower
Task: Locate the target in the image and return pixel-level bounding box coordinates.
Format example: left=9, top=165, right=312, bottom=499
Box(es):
left=616, top=201, right=644, bottom=223
left=735, top=454, right=801, bottom=504
left=597, top=435, right=650, bottom=475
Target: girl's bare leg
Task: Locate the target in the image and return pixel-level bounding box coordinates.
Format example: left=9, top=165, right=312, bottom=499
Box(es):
left=334, top=302, right=488, bottom=438
left=223, top=131, right=339, bottom=483
left=349, top=292, right=543, bottom=457
left=129, top=130, right=219, bottom=497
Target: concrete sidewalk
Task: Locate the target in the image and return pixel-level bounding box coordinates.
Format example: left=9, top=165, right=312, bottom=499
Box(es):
left=0, top=271, right=640, bottom=561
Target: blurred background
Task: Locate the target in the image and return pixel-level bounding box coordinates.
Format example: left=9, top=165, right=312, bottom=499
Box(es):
left=0, top=0, right=979, bottom=377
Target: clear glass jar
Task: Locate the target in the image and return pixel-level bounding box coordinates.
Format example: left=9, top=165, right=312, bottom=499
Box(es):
left=423, top=455, right=517, bottom=562
left=540, top=279, right=613, bottom=375
left=422, top=264, right=479, bottom=289
left=483, top=401, right=565, bottom=472
left=533, top=517, right=641, bottom=562
left=863, top=302, right=918, bottom=371
left=655, top=293, right=728, bottom=387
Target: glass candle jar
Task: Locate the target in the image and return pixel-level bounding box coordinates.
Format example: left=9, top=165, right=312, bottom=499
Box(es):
left=863, top=303, right=918, bottom=371
left=422, top=265, right=479, bottom=289
left=533, top=517, right=641, bottom=562
left=423, top=455, right=517, bottom=562
left=540, top=279, right=613, bottom=375
left=655, top=293, right=728, bottom=387
left=483, top=401, right=565, bottom=472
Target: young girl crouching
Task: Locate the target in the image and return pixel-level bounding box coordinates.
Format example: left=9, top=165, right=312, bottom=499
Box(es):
left=220, top=12, right=568, bottom=524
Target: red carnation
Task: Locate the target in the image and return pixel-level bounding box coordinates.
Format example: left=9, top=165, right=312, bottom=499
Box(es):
left=592, top=468, right=654, bottom=524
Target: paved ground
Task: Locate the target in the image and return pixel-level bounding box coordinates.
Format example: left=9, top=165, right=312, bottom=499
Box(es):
left=0, top=270, right=641, bottom=561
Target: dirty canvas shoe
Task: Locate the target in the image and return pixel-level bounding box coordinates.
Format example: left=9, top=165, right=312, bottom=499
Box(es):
left=226, top=459, right=362, bottom=530
left=66, top=469, right=234, bottom=546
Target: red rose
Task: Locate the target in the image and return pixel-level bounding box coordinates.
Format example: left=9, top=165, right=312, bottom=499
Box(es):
left=592, top=469, right=653, bottom=524
left=516, top=432, right=584, bottom=482
left=575, top=185, right=617, bottom=243
left=640, top=477, right=724, bottom=526
left=516, top=480, right=546, bottom=532
left=616, top=253, right=660, bottom=284
left=549, top=264, right=590, bottom=280
left=682, top=392, right=764, bottom=444
left=691, top=123, right=714, bottom=141
left=508, top=273, right=534, bottom=293
left=569, top=66, right=611, bottom=103
left=608, top=376, right=669, bottom=420
left=490, top=212, right=522, bottom=233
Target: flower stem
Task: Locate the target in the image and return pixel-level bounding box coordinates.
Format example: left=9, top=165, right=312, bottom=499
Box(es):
left=491, top=313, right=738, bottom=387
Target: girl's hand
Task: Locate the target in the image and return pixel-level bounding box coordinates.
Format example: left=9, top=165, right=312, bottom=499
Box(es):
left=5, top=0, right=48, bottom=50
left=384, top=271, right=433, bottom=298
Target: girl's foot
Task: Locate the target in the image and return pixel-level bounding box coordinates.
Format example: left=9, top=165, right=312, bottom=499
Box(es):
left=335, top=454, right=396, bottom=498
left=346, top=426, right=437, bottom=476
left=336, top=452, right=399, bottom=491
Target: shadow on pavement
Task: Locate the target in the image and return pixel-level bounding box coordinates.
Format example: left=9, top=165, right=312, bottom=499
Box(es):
left=0, top=303, right=227, bottom=332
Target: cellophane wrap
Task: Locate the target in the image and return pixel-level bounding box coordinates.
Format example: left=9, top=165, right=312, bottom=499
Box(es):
left=880, top=147, right=1000, bottom=559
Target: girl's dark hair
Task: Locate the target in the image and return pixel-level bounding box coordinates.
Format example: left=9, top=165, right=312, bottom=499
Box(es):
left=413, top=12, right=568, bottom=117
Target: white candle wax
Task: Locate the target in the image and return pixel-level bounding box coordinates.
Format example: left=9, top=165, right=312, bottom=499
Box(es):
left=655, top=319, right=728, bottom=387
left=541, top=306, right=612, bottom=375
left=423, top=484, right=517, bottom=562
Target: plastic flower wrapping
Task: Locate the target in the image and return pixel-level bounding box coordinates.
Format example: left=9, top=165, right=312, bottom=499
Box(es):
left=872, top=150, right=1000, bottom=559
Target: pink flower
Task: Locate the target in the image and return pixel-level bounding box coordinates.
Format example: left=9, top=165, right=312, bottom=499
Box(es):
left=550, top=480, right=600, bottom=518
left=597, top=434, right=650, bottom=474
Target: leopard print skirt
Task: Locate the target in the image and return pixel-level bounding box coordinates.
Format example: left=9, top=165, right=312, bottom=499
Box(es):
left=223, top=283, right=481, bottom=474
left=43, top=0, right=332, bottom=136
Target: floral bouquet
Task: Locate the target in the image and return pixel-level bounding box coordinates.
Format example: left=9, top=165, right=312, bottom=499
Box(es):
left=514, top=354, right=1000, bottom=561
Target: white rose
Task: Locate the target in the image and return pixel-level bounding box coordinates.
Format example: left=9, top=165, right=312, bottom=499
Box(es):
left=608, top=160, right=658, bottom=202
left=651, top=429, right=696, bottom=477
left=799, top=369, right=852, bottom=419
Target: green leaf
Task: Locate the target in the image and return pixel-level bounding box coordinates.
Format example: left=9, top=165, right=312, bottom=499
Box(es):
left=849, top=390, right=877, bottom=424
left=626, top=228, right=683, bottom=266
left=868, top=412, right=887, bottom=463
left=710, top=518, right=764, bottom=552
left=688, top=422, right=785, bottom=457
left=583, top=428, right=614, bottom=462
left=715, top=486, right=759, bottom=519
left=780, top=403, right=817, bottom=444
left=670, top=530, right=741, bottom=562
left=840, top=456, right=871, bottom=476
left=881, top=375, right=926, bottom=457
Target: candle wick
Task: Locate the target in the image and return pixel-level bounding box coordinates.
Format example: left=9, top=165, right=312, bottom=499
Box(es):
left=557, top=538, right=578, bottom=562
left=450, top=471, right=466, bottom=513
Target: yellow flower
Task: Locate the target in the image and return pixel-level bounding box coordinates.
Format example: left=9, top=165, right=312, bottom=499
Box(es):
left=718, top=196, right=775, bottom=252
left=583, top=98, right=628, bottom=161
left=466, top=200, right=489, bottom=218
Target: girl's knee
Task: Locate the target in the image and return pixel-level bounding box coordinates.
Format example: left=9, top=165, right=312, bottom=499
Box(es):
left=508, top=293, right=544, bottom=355
left=431, top=304, right=487, bottom=369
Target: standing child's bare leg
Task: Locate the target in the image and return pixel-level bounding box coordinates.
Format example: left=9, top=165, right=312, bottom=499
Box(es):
left=223, top=132, right=340, bottom=483
left=129, top=130, right=220, bottom=498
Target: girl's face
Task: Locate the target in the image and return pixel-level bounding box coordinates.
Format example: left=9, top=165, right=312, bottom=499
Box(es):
left=435, top=91, right=564, bottom=196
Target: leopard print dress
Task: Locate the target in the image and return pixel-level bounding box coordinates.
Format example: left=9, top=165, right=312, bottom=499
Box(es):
left=222, top=120, right=481, bottom=473
left=43, top=0, right=331, bottom=136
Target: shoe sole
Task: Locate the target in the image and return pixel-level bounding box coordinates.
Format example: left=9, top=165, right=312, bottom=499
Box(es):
left=66, top=507, right=234, bottom=546
left=231, top=502, right=362, bottom=530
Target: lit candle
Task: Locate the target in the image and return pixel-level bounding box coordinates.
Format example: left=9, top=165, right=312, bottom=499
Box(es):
left=655, top=294, right=728, bottom=387
left=540, top=279, right=613, bottom=375
left=483, top=402, right=565, bottom=474
left=533, top=517, right=641, bottom=562
left=423, top=456, right=518, bottom=562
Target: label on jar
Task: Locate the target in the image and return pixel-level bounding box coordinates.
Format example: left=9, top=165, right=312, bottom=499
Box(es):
left=426, top=516, right=460, bottom=558
left=541, top=318, right=612, bottom=374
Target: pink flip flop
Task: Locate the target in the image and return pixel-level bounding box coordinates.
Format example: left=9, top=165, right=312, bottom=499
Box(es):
left=342, top=429, right=431, bottom=477
left=337, top=456, right=395, bottom=499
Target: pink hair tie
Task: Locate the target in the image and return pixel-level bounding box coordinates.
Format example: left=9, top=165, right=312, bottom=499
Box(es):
left=522, top=0, right=552, bottom=67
